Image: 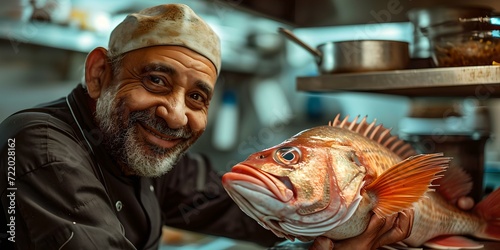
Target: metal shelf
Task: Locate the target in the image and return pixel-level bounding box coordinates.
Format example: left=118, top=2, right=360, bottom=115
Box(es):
left=0, top=18, right=283, bottom=74
left=297, top=65, right=500, bottom=97
left=0, top=19, right=108, bottom=53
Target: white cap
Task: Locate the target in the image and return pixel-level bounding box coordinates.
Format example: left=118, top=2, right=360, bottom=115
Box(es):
left=108, top=4, right=221, bottom=74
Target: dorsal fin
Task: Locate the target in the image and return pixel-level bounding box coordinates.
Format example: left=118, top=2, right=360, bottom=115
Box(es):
left=328, top=114, right=417, bottom=159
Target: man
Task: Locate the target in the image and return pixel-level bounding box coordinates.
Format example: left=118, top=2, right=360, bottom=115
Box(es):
left=0, top=3, right=447, bottom=249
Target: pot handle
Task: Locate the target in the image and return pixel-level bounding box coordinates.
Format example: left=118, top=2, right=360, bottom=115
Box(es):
left=278, top=27, right=322, bottom=60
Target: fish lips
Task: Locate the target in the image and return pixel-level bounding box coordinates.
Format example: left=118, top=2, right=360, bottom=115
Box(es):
left=223, top=164, right=295, bottom=202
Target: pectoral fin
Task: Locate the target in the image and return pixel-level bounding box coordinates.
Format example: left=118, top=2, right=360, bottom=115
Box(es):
left=364, top=153, right=450, bottom=217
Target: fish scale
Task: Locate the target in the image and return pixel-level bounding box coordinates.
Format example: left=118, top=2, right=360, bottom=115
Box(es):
left=407, top=192, right=484, bottom=246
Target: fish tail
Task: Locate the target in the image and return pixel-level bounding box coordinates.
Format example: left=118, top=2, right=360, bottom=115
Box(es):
left=474, top=187, right=500, bottom=240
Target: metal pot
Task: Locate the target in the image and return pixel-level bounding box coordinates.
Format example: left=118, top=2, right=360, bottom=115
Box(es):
left=278, top=27, right=410, bottom=74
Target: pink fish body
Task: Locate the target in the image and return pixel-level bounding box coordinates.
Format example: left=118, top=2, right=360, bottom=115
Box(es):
left=222, top=115, right=500, bottom=249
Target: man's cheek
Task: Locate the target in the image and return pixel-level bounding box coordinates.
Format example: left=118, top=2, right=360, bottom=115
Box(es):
left=118, top=88, right=156, bottom=111
left=190, top=115, right=208, bottom=133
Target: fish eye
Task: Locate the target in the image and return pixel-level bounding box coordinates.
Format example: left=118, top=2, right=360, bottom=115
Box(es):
left=274, top=147, right=301, bottom=165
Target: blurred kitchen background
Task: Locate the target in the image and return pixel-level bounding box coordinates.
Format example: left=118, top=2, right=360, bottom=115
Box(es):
left=2, top=0, right=500, bottom=248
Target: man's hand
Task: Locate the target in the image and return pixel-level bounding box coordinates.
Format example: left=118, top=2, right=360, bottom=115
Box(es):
left=309, top=209, right=414, bottom=250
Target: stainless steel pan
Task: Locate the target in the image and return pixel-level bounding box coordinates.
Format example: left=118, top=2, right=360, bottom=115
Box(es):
left=278, top=27, right=410, bottom=74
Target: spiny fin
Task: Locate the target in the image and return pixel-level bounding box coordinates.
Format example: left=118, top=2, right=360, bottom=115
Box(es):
left=473, top=187, right=500, bottom=240
left=432, top=166, right=473, bottom=204
left=329, top=114, right=417, bottom=159
left=424, top=235, right=484, bottom=249
left=364, top=153, right=450, bottom=217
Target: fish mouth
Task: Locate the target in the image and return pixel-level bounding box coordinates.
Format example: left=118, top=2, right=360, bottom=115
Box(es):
left=222, top=164, right=298, bottom=240
left=222, top=164, right=294, bottom=202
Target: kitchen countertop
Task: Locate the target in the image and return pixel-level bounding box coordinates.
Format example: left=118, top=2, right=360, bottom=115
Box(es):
left=160, top=237, right=266, bottom=250
left=270, top=240, right=500, bottom=249
left=159, top=227, right=266, bottom=250
left=159, top=237, right=500, bottom=250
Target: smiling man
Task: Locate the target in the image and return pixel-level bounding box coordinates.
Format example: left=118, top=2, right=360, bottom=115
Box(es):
left=0, top=4, right=282, bottom=249
left=0, top=3, right=418, bottom=250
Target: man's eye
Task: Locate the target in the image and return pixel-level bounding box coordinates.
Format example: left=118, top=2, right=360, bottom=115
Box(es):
left=188, top=92, right=209, bottom=109
left=190, top=93, right=204, bottom=102
left=147, top=75, right=165, bottom=86
left=141, top=74, right=170, bottom=93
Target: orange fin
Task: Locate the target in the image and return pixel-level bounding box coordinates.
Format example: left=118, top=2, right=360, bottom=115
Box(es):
left=424, top=235, right=484, bottom=249
left=365, top=153, right=450, bottom=217
left=473, top=187, right=500, bottom=240
left=329, top=114, right=417, bottom=159
left=432, top=166, right=473, bottom=204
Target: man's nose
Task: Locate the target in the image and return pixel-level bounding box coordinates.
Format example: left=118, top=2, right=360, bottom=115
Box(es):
left=155, top=96, right=188, bottom=129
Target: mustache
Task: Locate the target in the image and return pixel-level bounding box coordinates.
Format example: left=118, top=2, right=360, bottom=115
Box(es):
left=129, top=110, right=193, bottom=139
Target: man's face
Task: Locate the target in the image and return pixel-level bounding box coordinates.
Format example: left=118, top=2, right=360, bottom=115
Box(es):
left=95, top=46, right=218, bottom=177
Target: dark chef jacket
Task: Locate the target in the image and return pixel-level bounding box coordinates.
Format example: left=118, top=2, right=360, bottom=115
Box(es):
left=0, top=84, right=281, bottom=249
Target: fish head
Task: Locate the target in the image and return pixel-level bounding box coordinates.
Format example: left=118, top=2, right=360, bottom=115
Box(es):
left=222, top=127, right=367, bottom=241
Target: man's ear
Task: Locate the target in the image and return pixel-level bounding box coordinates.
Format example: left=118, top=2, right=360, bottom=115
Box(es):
left=85, top=47, right=113, bottom=100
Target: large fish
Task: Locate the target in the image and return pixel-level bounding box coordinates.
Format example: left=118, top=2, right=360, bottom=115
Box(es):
left=222, top=115, right=500, bottom=249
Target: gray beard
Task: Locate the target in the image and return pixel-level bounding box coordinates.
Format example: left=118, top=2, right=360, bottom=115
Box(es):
left=94, top=85, right=195, bottom=177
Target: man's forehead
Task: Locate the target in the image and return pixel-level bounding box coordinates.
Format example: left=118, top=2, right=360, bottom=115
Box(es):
left=123, top=45, right=216, bottom=69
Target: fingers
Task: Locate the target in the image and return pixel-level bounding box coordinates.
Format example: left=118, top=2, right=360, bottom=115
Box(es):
left=457, top=196, right=474, bottom=210
left=379, top=212, right=399, bottom=235
left=376, top=209, right=415, bottom=248
left=332, top=213, right=398, bottom=250
left=397, top=209, right=414, bottom=239
left=329, top=209, right=415, bottom=250
left=365, top=213, right=389, bottom=234
left=364, top=212, right=398, bottom=238
left=310, top=236, right=334, bottom=250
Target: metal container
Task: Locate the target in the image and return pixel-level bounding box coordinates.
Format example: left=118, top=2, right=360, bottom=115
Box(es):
left=407, top=5, right=494, bottom=58
left=430, top=30, right=500, bottom=67
left=407, top=5, right=493, bottom=30
left=421, top=16, right=500, bottom=67
left=278, top=27, right=410, bottom=74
